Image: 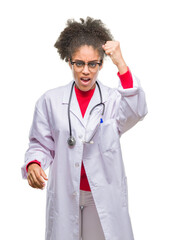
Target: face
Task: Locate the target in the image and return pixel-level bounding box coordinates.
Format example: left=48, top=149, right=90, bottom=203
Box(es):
left=69, top=45, right=103, bottom=91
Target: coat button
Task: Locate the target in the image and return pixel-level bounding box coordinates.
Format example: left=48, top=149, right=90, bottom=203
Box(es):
left=73, top=191, right=77, bottom=196
left=78, top=134, right=83, bottom=139
left=75, top=162, right=79, bottom=167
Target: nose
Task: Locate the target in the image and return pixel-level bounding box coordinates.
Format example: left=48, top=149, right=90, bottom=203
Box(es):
left=82, top=63, right=90, bottom=74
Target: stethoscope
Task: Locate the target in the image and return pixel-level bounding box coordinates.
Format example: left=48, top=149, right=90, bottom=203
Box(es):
left=67, top=81, right=105, bottom=147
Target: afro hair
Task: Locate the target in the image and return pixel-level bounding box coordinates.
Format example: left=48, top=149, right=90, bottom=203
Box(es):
left=54, top=17, right=114, bottom=62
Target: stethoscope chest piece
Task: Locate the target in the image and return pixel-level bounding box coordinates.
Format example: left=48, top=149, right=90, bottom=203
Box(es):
left=67, top=136, right=76, bottom=147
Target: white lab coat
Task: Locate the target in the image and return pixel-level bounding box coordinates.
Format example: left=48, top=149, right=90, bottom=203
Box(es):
left=22, top=73, right=147, bottom=240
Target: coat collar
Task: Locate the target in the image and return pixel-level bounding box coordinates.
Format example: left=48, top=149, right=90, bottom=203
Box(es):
left=62, top=80, right=109, bottom=128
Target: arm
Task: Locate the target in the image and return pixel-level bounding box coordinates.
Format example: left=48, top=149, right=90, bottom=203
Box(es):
left=21, top=94, right=54, bottom=188
left=117, top=67, right=133, bottom=89
left=103, top=41, right=148, bottom=134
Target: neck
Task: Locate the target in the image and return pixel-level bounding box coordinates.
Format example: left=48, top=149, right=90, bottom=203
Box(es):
left=75, top=83, right=96, bottom=92
left=75, top=84, right=95, bottom=97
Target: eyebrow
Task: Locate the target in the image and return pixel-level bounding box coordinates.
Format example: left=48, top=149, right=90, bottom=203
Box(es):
left=73, top=59, right=100, bottom=62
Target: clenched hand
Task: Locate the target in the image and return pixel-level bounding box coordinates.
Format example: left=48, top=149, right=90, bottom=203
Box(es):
left=27, top=163, right=48, bottom=189
left=102, top=41, right=128, bottom=74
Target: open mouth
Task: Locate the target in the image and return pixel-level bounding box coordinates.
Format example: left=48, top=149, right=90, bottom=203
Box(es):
left=80, top=77, right=91, bottom=82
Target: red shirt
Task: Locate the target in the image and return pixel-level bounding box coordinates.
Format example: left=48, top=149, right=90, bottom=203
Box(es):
left=74, top=86, right=95, bottom=191
left=26, top=68, right=133, bottom=191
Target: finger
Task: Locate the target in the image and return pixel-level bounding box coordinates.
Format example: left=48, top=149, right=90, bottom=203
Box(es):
left=34, top=170, right=46, bottom=185
left=102, top=45, right=114, bottom=56
left=104, top=48, right=114, bottom=56
left=27, top=174, right=37, bottom=188
left=102, top=45, right=110, bottom=53
left=104, top=41, right=119, bottom=51
left=40, top=169, right=48, bottom=181
left=103, top=45, right=112, bottom=49
left=103, top=40, right=113, bottom=46
left=29, top=172, right=39, bottom=188
left=34, top=167, right=48, bottom=184
left=102, top=44, right=112, bottom=51
left=29, top=170, right=43, bottom=189
left=27, top=176, right=33, bottom=187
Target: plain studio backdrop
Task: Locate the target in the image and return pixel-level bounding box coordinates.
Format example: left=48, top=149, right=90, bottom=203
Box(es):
left=0, top=0, right=169, bottom=239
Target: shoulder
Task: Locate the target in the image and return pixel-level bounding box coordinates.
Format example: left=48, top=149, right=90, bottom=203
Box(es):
left=97, top=80, right=119, bottom=100
left=45, top=83, right=70, bottom=98
left=37, top=81, right=72, bottom=102
left=35, top=81, right=73, bottom=110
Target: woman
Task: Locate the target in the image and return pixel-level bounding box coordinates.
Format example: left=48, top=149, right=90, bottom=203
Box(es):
left=21, top=17, right=147, bottom=240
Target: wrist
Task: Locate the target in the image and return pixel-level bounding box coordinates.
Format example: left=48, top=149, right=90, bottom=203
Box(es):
left=26, top=160, right=41, bottom=172
left=27, top=163, right=40, bottom=172
left=117, top=61, right=128, bottom=75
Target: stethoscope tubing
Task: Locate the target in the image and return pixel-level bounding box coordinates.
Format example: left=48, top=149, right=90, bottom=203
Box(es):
left=89, top=82, right=105, bottom=116
left=68, top=81, right=75, bottom=139
left=67, top=81, right=105, bottom=146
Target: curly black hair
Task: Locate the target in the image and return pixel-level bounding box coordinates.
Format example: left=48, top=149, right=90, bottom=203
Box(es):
left=54, top=17, right=114, bottom=62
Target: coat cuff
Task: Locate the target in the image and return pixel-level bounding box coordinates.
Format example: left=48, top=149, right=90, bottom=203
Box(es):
left=117, top=67, right=133, bottom=89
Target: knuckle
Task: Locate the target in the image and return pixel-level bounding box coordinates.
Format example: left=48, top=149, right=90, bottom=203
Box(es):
left=28, top=170, right=33, bottom=175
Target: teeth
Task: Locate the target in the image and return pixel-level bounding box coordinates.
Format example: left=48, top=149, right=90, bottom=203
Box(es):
left=81, top=78, right=90, bottom=81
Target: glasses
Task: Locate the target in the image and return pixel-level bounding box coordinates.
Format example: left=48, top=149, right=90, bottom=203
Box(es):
left=70, top=60, right=102, bottom=72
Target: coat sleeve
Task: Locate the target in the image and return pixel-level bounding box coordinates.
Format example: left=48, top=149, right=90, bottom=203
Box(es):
left=21, top=94, right=55, bottom=179
left=114, top=71, right=148, bottom=135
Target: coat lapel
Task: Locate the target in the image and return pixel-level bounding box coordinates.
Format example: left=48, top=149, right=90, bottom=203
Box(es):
left=62, top=81, right=85, bottom=127
left=84, top=80, right=109, bottom=142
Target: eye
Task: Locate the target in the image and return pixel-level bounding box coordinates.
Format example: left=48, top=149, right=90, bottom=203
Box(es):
left=88, top=62, right=97, bottom=68
left=75, top=61, right=84, bottom=67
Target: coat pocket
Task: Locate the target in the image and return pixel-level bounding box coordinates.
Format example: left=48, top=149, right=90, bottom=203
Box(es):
left=99, top=119, right=120, bottom=153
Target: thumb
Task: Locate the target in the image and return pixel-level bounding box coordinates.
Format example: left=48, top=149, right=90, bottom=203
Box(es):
left=40, top=169, right=48, bottom=181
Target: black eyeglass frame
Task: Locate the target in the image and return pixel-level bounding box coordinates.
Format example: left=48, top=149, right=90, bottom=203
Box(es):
left=70, top=59, right=103, bottom=69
